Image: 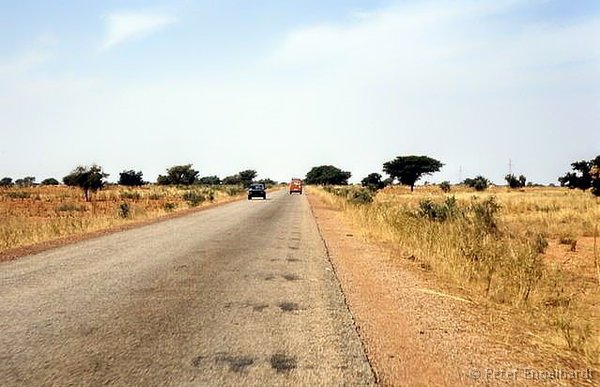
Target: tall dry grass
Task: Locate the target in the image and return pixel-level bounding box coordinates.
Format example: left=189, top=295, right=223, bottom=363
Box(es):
left=0, top=184, right=246, bottom=254
left=312, top=184, right=600, bottom=365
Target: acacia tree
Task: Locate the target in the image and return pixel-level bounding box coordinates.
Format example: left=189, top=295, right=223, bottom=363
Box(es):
left=118, top=170, right=145, bottom=186
left=382, top=155, right=443, bottom=191
left=157, top=164, right=199, bottom=185
left=41, top=178, right=60, bottom=185
left=361, top=173, right=385, bottom=191
left=464, top=176, right=490, bottom=191
left=238, top=170, right=258, bottom=187
left=305, top=165, right=351, bottom=185
left=15, top=176, right=36, bottom=187
left=63, top=165, right=109, bottom=201
left=222, top=175, right=242, bottom=185
left=560, top=156, right=600, bottom=196
left=0, top=177, right=13, bottom=187
left=505, top=174, right=526, bottom=188
left=198, top=175, right=222, bottom=185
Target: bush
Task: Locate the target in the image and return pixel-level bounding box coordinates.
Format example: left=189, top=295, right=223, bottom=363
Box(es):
left=464, top=176, right=490, bottom=191
left=361, top=173, right=385, bottom=191
left=0, top=177, right=13, bottom=187
left=418, top=196, right=459, bottom=222
left=163, top=202, right=177, bottom=212
left=118, top=202, right=131, bottom=218
left=225, top=186, right=245, bottom=196
left=182, top=191, right=205, bottom=207
left=505, top=174, right=526, bottom=188
left=439, top=181, right=451, bottom=193
left=349, top=189, right=374, bottom=204
left=41, top=178, right=60, bottom=186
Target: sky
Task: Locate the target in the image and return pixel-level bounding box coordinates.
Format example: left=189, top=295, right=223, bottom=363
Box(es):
left=0, top=0, right=599, bottom=184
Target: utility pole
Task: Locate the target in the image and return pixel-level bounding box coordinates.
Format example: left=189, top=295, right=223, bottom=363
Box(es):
left=508, top=159, right=513, bottom=175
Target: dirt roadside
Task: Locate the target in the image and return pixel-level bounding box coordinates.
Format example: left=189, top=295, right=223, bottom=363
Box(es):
left=307, top=192, right=596, bottom=386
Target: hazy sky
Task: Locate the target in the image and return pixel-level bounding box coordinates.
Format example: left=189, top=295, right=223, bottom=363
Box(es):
left=1, top=0, right=599, bottom=184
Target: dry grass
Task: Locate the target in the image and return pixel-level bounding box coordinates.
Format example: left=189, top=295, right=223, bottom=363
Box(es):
left=312, top=184, right=600, bottom=367
left=0, top=184, right=246, bottom=254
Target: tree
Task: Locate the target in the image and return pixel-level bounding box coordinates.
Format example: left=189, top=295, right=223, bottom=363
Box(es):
left=238, top=170, right=258, bottom=187
left=464, top=176, right=490, bottom=191
left=15, top=176, right=36, bottom=187
left=157, top=164, right=199, bottom=185
left=222, top=175, right=242, bottom=185
left=0, top=177, right=13, bottom=187
left=560, top=155, right=600, bottom=196
left=559, top=158, right=595, bottom=192
left=361, top=173, right=385, bottom=191
left=505, top=174, right=526, bottom=188
left=63, top=165, right=109, bottom=201
left=382, top=155, right=443, bottom=192
left=257, top=178, right=277, bottom=186
left=591, top=159, right=600, bottom=197
left=305, top=165, right=351, bottom=185
left=41, top=178, right=60, bottom=186
left=118, top=170, right=145, bottom=186
left=198, top=175, right=222, bottom=185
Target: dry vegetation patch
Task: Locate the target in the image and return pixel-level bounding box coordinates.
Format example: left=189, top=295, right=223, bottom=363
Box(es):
left=0, top=185, right=246, bottom=256
left=312, top=185, right=600, bottom=369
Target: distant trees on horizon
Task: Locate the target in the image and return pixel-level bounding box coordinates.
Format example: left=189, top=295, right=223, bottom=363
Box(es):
left=1, top=154, right=599, bottom=198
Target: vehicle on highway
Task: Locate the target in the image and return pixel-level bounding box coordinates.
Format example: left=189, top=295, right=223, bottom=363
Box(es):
left=289, top=178, right=303, bottom=194
left=248, top=183, right=267, bottom=200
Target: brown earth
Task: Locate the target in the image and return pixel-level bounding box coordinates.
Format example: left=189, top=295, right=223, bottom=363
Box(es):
left=307, top=191, right=597, bottom=386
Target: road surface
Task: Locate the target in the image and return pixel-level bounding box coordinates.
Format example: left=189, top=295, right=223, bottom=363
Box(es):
left=0, top=190, right=374, bottom=386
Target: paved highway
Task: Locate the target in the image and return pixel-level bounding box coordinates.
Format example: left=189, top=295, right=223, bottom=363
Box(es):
left=0, top=190, right=374, bottom=386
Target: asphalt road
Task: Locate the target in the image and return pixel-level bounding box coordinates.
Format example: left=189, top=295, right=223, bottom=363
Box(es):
left=0, top=190, right=374, bottom=386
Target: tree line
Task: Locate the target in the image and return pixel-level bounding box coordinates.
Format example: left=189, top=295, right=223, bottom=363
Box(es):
left=305, top=154, right=600, bottom=196
left=0, top=164, right=277, bottom=202
left=2, top=155, right=599, bottom=200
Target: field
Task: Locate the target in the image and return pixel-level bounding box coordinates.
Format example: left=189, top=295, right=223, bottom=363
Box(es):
left=0, top=184, right=247, bottom=256
left=313, top=184, right=600, bottom=367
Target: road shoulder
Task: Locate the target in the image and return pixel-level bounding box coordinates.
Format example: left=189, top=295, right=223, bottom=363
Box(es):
left=307, top=191, right=577, bottom=386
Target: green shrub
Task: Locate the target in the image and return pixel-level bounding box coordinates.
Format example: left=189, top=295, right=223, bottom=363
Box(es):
left=118, top=202, right=131, bottom=218
left=182, top=191, right=205, bottom=207
left=225, top=186, right=245, bottom=196
left=349, top=189, right=373, bottom=204
left=418, top=196, right=459, bottom=222
left=463, top=176, right=490, bottom=191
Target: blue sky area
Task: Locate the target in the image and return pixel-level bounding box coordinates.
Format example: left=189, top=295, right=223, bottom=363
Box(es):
left=0, top=0, right=599, bottom=184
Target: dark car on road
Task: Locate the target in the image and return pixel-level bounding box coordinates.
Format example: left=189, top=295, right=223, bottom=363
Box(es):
left=248, top=183, right=266, bottom=200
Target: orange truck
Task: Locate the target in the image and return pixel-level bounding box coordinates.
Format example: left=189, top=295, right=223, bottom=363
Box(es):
left=289, top=178, right=303, bottom=194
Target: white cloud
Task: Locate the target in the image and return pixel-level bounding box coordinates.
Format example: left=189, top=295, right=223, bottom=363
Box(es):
left=101, top=11, right=178, bottom=50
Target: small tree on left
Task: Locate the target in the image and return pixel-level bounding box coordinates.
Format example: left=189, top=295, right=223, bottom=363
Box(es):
left=63, top=165, right=109, bottom=201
